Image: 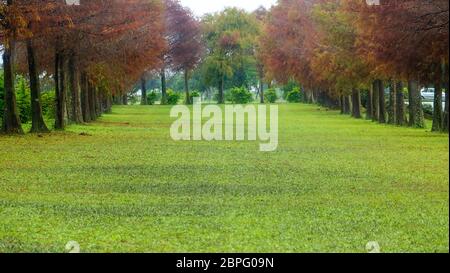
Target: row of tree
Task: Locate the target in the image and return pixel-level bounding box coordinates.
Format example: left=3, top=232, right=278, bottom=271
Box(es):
left=1, top=0, right=202, bottom=134
left=258, top=0, right=449, bottom=132
left=1, top=0, right=449, bottom=135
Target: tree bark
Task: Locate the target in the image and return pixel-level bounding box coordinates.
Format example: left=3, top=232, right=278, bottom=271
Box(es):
left=343, top=95, right=351, bottom=115
left=377, top=79, right=386, bottom=123
left=27, top=39, right=49, bottom=133
left=432, top=77, right=443, bottom=132
left=351, top=89, right=362, bottom=119
left=160, top=68, right=167, bottom=105
left=184, top=69, right=191, bottom=104
left=88, top=82, right=96, bottom=121
left=443, top=62, right=449, bottom=133
left=388, top=80, right=397, bottom=125
left=54, top=52, right=66, bottom=130
left=366, top=87, right=373, bottom=120
left=122, top=94, right=128, bottom=105
left=140, top=77, right=147, bottom=105
left=80, top=72, right=91, bottom=123
left=68, top=53, right=83, bottom=123
left=372, top=81, right=379, bottom=122
left=408, top=79, right=425, bottom=128
left=218, top=75, right=225, bottom=104
left=395, top=81, right=406, bottom=126
left=1, top=0, right=23, bottom=134
left=259, top=76, right=264, bottom=104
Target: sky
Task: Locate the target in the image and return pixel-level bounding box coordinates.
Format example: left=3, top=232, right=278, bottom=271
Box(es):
left=179, top=0, right=278, bottom=16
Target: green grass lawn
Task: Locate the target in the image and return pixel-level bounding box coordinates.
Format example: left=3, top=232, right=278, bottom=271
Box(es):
left=0, top=104, right=448, bottom=253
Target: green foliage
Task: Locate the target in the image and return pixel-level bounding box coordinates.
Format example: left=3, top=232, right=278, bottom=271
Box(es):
left=191, top=91, right=201, bottom=98
left=422, top=104, right=433, bottom=119
left=166, top=89, right=180, bottom=105
left=265, top=88, right=278, bottom=103
left=282, top=80, right=301, bottom=99
left=147, top=92, right=158, bottom=105
left=15, top=77, right=32, bottom=124
left=286, top=87, right=302, bottom=103
left=230, top=87, right=253, bottom=104
left=40, top=91, right=56, bottom=119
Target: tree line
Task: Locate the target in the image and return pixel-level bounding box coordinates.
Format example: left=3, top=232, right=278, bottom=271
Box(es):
left=1, top=0, right=449, bottom=135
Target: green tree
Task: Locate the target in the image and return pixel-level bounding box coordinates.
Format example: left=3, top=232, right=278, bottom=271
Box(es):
left=201, top=8, right=260, bottom=103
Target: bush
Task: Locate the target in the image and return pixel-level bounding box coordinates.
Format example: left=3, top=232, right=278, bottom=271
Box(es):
left=16, top=77, right=31, bottom=124
left=282, top=80, right=300, bottom=99
left=166, top=89, right=180, bottom=105
left=422, top=104, right=433, bottom=119
left=147, top=92, right=158, bottom=105
left=41, top=91, right=56, bottom=119
left=265, top=88, right=278, bottom=103
left=230, top=87, right=253, bottom=104
left=286, top=87, right=302, bottom=103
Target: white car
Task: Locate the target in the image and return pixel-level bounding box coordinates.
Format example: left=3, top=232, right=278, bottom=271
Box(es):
left=420, top=88, right=446, bottom=101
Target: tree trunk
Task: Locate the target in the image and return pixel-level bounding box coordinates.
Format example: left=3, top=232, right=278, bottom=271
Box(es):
left=122, top=94, right=128, bottom=105
left=388, top=80, right=397, bottom=125
left=141, top=77, right=147, bottom=105
left=432, top=77, right=443, bottom=132
left=54, top=52, right=66, bottom=130
left=259, top=76, right=264, bottom=104
left=80, top=72, right=91, bottom=123
left=377, top=79, right=386, bottom=123
left=351, top=89, right=362, bottom=119
left=339, top=95, right=344, bottom=114
left=408, top=79, right=425, bottom=128
left=160, top=68, right=167, bottom=105
left=68, top=53, right=83, bottom=123
left=1, top=0, right=23, bottom=134
left=395, top=81, right=406, bottom=126
left=218, top=75, right=225, bottom=104
left=184, top=69, right=191, bottom=104
left=95, top=88, right=102, bottom=117
left=443, top=62, right=449, bottom=133
left=27, top=39, right=49, bottom=133
left=366, top=87, right=373, bottom=120
left=343, top=95, right=351, bottom=115
left=372, top=81, right=379, bottom=122
left=88, top=82, right=96, bottom=121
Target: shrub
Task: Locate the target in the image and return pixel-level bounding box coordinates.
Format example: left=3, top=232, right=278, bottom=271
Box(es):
left=186, top=91, right=201, bottom=104
left=41, top=91, right=56, bottom=119
left=230, top=87, right=253, bottom=104
left=15, top=77, right=31, bottom=123
left=167, top=89, right=180, bottom=105
left=147, top=91, right=158, bottom=105
left=422, top=104, right=433, bottom=119
left=286, top=87, right=302, bottom=103
left=265, top=88, right=278, bottom=103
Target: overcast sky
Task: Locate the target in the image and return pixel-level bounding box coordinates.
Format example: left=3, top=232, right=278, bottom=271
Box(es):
left=179, top=0, right=277, bottom=16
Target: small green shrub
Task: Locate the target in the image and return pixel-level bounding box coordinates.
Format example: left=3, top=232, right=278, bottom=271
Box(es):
left=230, top=87, right=253, bottom=104
left=16, top=77, right=31, bottom=123
left=41, top=91, right=56, bottom=119
left=147, top=92, right=158, bottom=105
left=167, top=90, right=180, bottom=105
left=287, top=87, right=302, bottom=103
left=265, top=88, right=278, bottom=103
left=422, top=104, right=433, bottom=119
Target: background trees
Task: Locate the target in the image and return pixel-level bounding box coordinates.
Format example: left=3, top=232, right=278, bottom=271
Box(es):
left=1, top=0, right=449, bottom=134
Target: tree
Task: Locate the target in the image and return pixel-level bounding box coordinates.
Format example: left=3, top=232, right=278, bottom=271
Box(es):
left=1, top=0, right=24, bottom=134
left=202, top=8, right=260, bottom=104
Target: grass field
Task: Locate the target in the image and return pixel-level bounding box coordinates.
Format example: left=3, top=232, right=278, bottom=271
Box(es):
left=0, top=104, right=448, bottom=253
